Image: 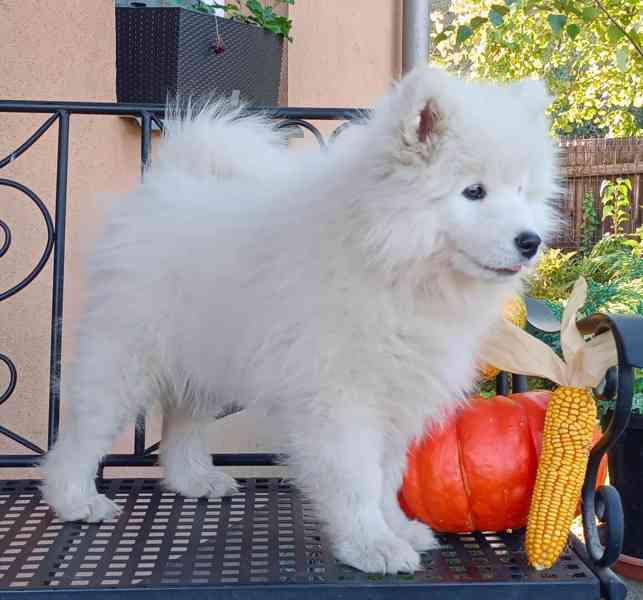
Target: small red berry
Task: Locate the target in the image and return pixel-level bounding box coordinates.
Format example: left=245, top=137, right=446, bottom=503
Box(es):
left=212, top=39, right=225, bottom=55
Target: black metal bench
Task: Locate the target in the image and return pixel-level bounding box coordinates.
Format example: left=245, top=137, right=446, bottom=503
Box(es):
left=0, top=100, right=639, bottom=600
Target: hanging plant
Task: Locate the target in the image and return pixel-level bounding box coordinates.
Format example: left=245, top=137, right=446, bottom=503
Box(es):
left=174, top=0, right=295, bottom=40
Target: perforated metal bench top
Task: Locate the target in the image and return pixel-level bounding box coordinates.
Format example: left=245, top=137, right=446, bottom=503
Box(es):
left=0, top=478, right=598, bottom=599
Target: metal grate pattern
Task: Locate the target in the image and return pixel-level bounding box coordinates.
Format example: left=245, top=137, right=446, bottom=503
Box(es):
left=0, top=479, right=598, bottom=598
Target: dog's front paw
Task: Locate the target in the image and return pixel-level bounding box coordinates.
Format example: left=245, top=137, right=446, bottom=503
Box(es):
left=46, top=492, right=121, bottom=523
left=335, top=533, right=421, bottom=574
left=396, top=519, right=440, bottom=552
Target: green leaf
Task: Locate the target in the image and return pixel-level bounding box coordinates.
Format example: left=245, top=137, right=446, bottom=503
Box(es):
left=456, top=25, right=474, bottom=43
left=548, top=14, right=567, bottom=35
left=490, top=4, right=510, bottom=15
left=581, top=6, right=599, bottom=21
left=434, top=32, right=449, bottom=45
left=566, top=4, right=583, bottom=17
left=470, top=16, right=488, bottom=30
left=608, top=24, right=624, bottom=43
left=566, top=23, right=581, bottom=40
left=616, top=47, right=629, bottom=72
left=489, top=9, right=504, bottom=27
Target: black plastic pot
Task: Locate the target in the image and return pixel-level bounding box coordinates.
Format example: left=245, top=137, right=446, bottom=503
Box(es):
left=116, top=2, right=283, bottom=105
left=602, top=411, right=643, bottom=559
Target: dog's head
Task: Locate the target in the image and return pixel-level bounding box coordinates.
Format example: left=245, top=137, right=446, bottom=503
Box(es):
left=355, top=66, right=561, bottom=287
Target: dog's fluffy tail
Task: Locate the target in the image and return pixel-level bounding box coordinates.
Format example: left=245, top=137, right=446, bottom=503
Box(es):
left=152, top=99, right=291, bottom=182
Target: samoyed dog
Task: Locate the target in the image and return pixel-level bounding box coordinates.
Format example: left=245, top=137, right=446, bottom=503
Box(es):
left=42, top=66, right=560, bottom=573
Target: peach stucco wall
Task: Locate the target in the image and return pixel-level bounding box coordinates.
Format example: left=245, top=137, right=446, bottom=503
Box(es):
left=0, top=0, right=402, bottom=477
left=289, top=1, right=402, bottom=107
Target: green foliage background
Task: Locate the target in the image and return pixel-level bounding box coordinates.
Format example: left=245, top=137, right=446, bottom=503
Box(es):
left=524, top=178, right=643, bottom=413
left=432, top=0, right=643, bottom=137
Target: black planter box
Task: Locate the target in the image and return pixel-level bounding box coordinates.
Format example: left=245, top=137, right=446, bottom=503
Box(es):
left=116, top=3, right=283, bottom=105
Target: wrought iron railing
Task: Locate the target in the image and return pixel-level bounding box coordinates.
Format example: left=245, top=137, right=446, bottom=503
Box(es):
left=0, top=100, right=362, bottom=470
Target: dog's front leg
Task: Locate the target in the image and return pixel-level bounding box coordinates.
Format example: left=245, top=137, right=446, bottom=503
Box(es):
left=380, top=439, right=439, bottom=552
left=287, top=409, right=421, bottom=574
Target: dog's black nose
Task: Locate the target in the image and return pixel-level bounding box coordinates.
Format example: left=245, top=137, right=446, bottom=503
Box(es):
left=515, top=231, right=541, bottom=259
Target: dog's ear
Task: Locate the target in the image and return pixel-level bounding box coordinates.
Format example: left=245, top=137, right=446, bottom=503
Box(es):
left=397, top=67, right=450, bottom=159
left=417, top=99, right=443, bottom=144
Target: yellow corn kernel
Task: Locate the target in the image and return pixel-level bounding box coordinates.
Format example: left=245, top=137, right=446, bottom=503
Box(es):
left=525, top=386, right=596, bottom=570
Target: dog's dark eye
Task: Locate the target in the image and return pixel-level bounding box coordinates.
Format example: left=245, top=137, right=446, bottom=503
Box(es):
left=462, top=184, right=486, bottom=201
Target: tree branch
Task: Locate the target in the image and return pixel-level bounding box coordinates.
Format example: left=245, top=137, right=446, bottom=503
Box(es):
left=592, top=0, right=643, bottom=61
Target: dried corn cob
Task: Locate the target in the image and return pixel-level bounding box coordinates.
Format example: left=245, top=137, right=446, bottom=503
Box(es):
left=478, top=296, right=527, bottom=380
left=525, top=386, right=597, bottom=570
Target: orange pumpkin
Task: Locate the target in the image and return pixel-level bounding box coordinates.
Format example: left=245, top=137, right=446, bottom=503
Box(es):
left=399, top=391, right=607, bottom=533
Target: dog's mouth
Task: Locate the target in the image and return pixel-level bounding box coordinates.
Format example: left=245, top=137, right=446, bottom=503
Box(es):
left=458, top=251, right=522, bottom=277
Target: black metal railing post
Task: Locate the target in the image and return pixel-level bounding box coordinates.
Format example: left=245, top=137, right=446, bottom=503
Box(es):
left=131, top=111, right=154, bottom=459
left=140, top=111, right=152, bottom=176
left=47, top=110, right=70, bottom=448
left=495, top=372, right=509, bottom=395
left=512, top=374, right=528, bottom=393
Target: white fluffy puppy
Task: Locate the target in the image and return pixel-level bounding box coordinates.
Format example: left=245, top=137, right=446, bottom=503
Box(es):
left=42, top=66, right=560, bottom=574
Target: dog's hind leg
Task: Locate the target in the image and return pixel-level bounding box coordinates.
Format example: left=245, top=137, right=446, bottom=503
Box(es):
left=41, top=337, right=156, bottom=522
left=161, top=404, right=238, bottom=499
